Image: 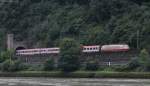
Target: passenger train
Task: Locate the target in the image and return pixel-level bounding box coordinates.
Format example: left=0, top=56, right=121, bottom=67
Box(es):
left=16, top=44, right=130, bottom=55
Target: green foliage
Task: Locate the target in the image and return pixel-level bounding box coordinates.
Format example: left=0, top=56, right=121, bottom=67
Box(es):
left=85, top=60, right=99, bottom=71
left=112, top=65, right=128, bottom=72
left=58, top=38, right=80, bottom=72
left=0, top=50, right=14, bottom=63
left=138, top=49, right=150, bottom=71
left=126, top=58, right=140, bottom=71
left=102, top=67, right=116, bottom=72
left=106, top=5, right=150, bottom=49
left=1, top=60, right=23, bottom=72
left=0, top=0, right=149, bottom=50
left=26, top=64, right=43, bottom=71
left=95, top=72, right=150, bottom=78
left=113, top=58, right=141, bottom=72
left=43, top=58, right=55, bottom=71
left=139, top=49, right=150, bottom=65
left=0, top=71, right=149, bottom=78
left=0, top=32, right=5, bottom=51
left=1, top=0, right=150, bottom=73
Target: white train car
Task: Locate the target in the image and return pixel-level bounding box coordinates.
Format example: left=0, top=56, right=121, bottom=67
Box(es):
left=16, top=48, right=60, bottom=55
left=101, top=44, right=130, bottom=52
left=82, top=45, right=100, bottom=53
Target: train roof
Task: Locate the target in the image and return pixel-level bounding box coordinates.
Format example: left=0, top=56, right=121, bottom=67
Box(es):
left=16, top=47, right=60, bottom=51
left=101, top=44, right=130, bottom=52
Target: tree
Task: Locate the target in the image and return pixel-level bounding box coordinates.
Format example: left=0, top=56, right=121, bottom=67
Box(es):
left=131, top=0, right=150, bottom=5
left=138, top=49, right=150, bottom=71
left=0, top=0, right=150, bottom=52
left=58, top=38, right=80, bottom=72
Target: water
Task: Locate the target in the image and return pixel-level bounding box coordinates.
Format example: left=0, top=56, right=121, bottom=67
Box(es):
left=0, top=77, right=150, bottom=86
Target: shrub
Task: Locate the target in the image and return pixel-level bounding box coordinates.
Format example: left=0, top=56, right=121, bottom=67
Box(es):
left=27, top=64, right=43, bottom=71
left=1, top=60, right=24, bottom=72
left=0, top=50, right=14, bottom=63
left=113, top=65, right=127, bottom=72
left=137, top=49, right=150, bottom=71
left=85, top=60, right=99, bottom=71
left=103, top=67, right=116, bottom=72
left=139, top=49, right=150, bottom=66
left=43, top=58, right=55, bottom=71
left=126, top=58, right=140, bottom=71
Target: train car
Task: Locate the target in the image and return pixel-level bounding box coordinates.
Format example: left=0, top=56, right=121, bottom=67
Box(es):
left=16, top=47, right=60, bottom=55
left=101, top=44, right=130, bottom=52
left=82, top=45, right=100, bottom=53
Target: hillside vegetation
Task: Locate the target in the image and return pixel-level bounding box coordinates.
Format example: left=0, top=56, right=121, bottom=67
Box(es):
left=0, top=0, right=150, bottom=51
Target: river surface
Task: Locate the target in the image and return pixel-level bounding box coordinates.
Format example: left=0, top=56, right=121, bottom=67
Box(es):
left=0, top=77, right=150, bottom=86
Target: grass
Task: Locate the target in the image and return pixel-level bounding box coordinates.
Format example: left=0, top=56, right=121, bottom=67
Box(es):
left=0, top=71, right=150, bottom=78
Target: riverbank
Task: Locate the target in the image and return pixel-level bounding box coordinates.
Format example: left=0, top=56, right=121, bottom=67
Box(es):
left=0, top=71, right=150, bottom=79
left=0, top=77, right=150, bottom=86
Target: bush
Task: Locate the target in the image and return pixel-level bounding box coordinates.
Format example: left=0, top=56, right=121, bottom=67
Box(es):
left=85, top=60, right=99, bottom=71
left=27, top=64, right=43, bottom=71
left=43, top=59, right=55, bottom=71
left=113, top=66, right=126, bottom=72
left=137, top=49, right=150, bottom=71
left=103, top=67, right=116, bottom=72
left=111, top=58, right=141, bottom=72
left=125, top=58, right=141, bottom=71
left=0, top=50, right=14, bottom=63
left=1, top=60, right=24, bottom=72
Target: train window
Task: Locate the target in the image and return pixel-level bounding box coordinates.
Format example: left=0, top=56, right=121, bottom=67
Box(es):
left=49, top=50, right=51, bottom=51
left=54, top=49, right=58, bottom=51
left=90, top=48, right=92, bottom=50
left=87, top=48, right=89, bottom=50
left=56, top=49, right=60, bottom=51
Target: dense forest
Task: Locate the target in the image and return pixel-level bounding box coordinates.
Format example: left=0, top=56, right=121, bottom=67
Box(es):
left=0, top=0, right=150, bottom=51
